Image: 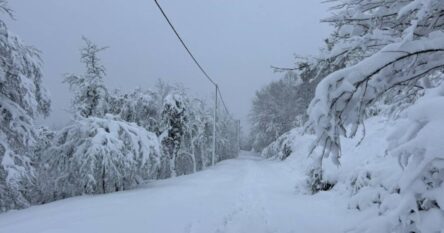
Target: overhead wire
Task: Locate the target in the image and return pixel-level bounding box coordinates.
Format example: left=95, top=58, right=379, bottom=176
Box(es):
left=153, top=0, right=234, bottom=118
left=217, top=88, right=231, bottom=116
left=153, top=0, right=214, bottom=85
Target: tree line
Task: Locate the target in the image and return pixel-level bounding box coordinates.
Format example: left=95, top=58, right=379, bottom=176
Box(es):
left=0, top=1, right=238, bottom=212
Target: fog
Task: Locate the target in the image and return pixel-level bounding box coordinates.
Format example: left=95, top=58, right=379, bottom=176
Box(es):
left=7, top=0, right=330, bottom=130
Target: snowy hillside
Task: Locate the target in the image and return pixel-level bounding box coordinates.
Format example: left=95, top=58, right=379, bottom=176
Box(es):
left=261, top=83, right=444, bottom=232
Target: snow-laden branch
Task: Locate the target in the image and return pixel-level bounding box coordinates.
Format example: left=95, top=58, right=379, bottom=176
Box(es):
left=308, top=32, right=444, bottom=164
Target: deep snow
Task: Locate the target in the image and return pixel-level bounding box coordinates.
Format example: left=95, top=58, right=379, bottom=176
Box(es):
left=0, top=151, right=364, bottom=233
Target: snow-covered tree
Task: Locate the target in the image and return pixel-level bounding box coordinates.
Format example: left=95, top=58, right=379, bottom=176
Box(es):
left=40, top=40, right=166, bottom=201
left=249, top=76, right=300, bottom=152
left=216, top=110, right=239, bottom=161
left=108, top=82, right=238, bottom=179
left=367, top=72, right=443, bottom=119
left=41, top=115, right=161, bottom=200
left=308, top=0, right=444, bottom=177
left=64, top=37, right=109, bottom=118
left=32, top=126, right=55, bottom=204
left=249, top=58, right=330, bottom=152
left=158, top=93, right=188, bottom=178
left=177, top=98, right=212, bottom=174
left=109, top=88, right=160, bottom=133
left=307, top=0, right=444, bottom=231
left=0, top=1, right=51, bottom=212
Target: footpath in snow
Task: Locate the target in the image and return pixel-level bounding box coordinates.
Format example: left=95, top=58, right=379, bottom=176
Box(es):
left=0, top=151, right=364, bottom=233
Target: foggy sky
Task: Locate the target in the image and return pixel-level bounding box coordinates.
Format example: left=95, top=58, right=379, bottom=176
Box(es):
left=7, top=0, right=331, bottom=130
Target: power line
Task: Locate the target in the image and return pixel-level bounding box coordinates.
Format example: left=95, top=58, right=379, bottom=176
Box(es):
left=153, top=0, right=216, bottom=86
left=154, top=0, right=240, bottom=159
left=153, top=0, right=233, bottom=118
left=217, top=88, right=231, bottom=116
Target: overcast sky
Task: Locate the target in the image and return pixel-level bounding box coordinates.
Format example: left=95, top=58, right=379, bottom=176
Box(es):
left=7, top=0, right=331, bottom=130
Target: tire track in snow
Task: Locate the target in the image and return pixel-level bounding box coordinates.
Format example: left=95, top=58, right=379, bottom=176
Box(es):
left=214, top=156, right=276, bottom=233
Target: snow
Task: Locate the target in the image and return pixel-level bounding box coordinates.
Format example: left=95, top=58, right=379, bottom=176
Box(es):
left=0, top=111, right=441, bottom=232
left=260, top=112, right=430, bottom=232
left=0, top=151, right=365, bottom=233
left=2, top=0, right=442, bottom=230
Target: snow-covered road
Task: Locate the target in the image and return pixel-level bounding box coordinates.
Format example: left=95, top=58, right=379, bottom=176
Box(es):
left=0, top=151, right=362, bottom=233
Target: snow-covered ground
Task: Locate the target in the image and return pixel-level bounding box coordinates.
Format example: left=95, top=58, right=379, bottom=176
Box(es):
left=0, top=151, right=365, bottom=233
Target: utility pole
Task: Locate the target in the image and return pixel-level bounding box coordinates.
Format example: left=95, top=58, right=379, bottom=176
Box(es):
left=212, top=85, right=218, bottom=166
left=237, top=120, right=241, bottom=155
left=154, top=0, right=239, bottom=166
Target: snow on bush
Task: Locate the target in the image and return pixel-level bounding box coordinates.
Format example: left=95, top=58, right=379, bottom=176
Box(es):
left=383, top=84, right=444, bottom=232
left=330, top=83, right=444, bottom=233
left=258, top=126, right=335, bottom=193
left=40, top=115, right=161, bottom=200
left=261, top=128, right=304, bottom=160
